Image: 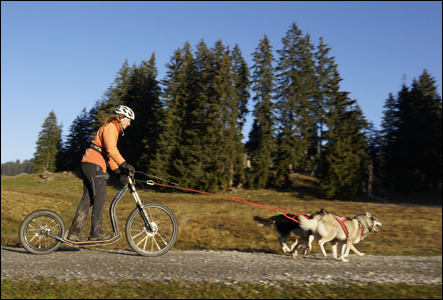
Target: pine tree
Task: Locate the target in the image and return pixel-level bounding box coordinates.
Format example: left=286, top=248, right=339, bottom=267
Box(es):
left=1, top=159, right=34, bottom=176
left=169, top=42, right=205, bottom=189
left=93, top=60, right=134, bottom=133
left=231, top=44, right=251, bottom=134
left=207, top=41, right=239, bottom=190
left=32, top=111, right=62, bottom=173
left=364, top=121, right=383, bottom=197
left=380, top=92, right=401, bottom=191
left=190, top=39, right=220, bottom=190
left=230, top=44, right=251, bottom=186
left=61, top=108, right=94, bottom=171
left=1, top=161, right=17, bottom=176
left=246, top=35, right=276, bottom=189
left=23, top=159, right=34, bottom=174
left=319, top=71, right=368, bottom=199
left=274, top=23, right=317, bottom=186
left=412, top=70, right=442, bottom=188
left=382, top=70, right=442, bottom=192
left=55, top=122, right=65, bottom=171
left=396, top=82, right=423, bottom=191
left=119, top=53, right=163, bottom=171
left=149, top=43, right=202, bottom=188
left=352, top=104, right=371, bottom=195
left=148, top=47, right=185, bottom=182
left=313, top=37, right=339, bottom=175
left=151, top=40, right=246, bottom=191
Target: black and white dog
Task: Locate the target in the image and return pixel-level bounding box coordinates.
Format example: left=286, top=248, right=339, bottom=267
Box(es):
left=253, top=208, right=328, bottom=258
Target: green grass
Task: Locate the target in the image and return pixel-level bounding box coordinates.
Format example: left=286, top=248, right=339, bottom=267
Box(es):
left=2, top=173, right=441, bottom=256
left=1, top=278, right=442, bottom=299
left=2, top=173, right=442, bottom=256
left=1, top=173, right=442, bottom=299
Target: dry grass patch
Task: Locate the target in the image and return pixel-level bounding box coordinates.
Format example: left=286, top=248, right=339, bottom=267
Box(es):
left=1, top=173, right=441, bottom=256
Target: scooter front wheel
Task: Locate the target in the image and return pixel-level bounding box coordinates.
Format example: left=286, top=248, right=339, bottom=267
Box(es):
left=19, top=209, right=66, bottom=255
left=126, top=202, right=178, bottom=257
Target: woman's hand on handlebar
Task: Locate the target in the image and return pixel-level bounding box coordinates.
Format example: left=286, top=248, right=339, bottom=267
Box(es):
left=112, top=168, right=129, bottom=186
left=119, top=161, right=135, bottom=175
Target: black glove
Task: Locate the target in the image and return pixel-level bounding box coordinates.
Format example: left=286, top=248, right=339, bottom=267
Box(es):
left=119, top=161, right=135, bottom=175
left=113, top=168, right=128, bottom=186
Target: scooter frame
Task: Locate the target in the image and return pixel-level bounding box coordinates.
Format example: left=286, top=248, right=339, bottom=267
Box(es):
left=54, top=176, right=146, bottom=247
left=19, top=173, right=178, bottom=256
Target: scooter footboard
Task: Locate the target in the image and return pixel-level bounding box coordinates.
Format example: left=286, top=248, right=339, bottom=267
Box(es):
left=49, top=233, right=122, bottom=247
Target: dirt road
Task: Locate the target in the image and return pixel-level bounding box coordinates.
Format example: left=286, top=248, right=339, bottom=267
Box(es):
left=1, top=247, right=441, bottom=285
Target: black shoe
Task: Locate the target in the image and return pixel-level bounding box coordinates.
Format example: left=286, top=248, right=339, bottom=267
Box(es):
left=67, top=232, right=89, bottom=242
left=89, top=233, right=113, bottom=241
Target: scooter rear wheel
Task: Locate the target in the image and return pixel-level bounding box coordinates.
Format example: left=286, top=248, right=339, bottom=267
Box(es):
left=19, top=209, right=66, bottom=255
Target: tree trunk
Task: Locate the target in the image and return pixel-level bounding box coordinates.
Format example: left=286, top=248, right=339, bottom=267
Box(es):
left=367, top=160, right=374, bottom=198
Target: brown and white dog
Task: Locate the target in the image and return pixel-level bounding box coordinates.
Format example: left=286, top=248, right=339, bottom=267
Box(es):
left=253, top=208, right=328, bottom=258
left=296, top=212, right=382, bottom=262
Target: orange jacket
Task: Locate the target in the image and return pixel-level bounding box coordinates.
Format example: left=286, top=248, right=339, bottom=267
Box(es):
left=81, top=120, right=126, bottom=172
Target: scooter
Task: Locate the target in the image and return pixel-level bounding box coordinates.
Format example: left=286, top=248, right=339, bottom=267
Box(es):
left=19, top=170, right=178, bottom=257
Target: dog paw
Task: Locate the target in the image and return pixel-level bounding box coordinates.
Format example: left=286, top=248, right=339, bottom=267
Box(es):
left=291, top=252, right=297, bottom=259
left=357, top=252, right=365, bottom=256
left=340, top=257, right=349, bottom=262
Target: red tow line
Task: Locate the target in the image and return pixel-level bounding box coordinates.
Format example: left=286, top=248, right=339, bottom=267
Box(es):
left=152, top=182, right=309, bottom=223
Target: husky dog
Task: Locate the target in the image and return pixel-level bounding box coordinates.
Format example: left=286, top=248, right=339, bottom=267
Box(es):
left=297, top=212, right=382, bottom=262
left=253, top=208, right=328, bottom=258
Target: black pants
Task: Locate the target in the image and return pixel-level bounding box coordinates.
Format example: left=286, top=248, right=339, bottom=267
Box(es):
left=69, top=162, right=108, bottom=238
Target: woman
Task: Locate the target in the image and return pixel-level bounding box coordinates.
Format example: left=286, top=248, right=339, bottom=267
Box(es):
left=67, top=105, right=135, bottom=242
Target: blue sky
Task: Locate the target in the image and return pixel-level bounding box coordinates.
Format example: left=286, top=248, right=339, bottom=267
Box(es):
left=1, top=1, right=442, bottom=164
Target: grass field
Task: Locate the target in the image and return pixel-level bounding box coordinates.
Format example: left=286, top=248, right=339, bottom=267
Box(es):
left=1, top=172, right=442, bottom=299
left=1, top=278, right=442, bottom=299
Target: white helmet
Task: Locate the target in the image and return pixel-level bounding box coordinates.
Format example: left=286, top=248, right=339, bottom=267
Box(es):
left=115, top=105, right=135, bottom=120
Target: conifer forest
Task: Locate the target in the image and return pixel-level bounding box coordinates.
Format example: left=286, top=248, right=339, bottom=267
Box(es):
left=7, top=22, right=440, bottom=199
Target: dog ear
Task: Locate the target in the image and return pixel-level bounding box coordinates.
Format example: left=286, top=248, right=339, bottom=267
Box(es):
left=366, top=212, right=371, bottom=218
left=321, top=208, right=328, bottom=214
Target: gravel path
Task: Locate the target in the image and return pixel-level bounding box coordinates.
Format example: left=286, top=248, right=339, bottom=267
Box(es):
left=1, top=247, right=441, bottom=285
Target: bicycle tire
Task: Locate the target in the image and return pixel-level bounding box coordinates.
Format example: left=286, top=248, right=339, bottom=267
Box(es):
left=19, top=209, right=66, bottom=255
left=126, top=202, right=178, bottom=257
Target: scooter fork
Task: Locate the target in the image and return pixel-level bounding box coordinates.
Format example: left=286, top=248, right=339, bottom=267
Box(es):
left=128, top=176, right=153, bottom=232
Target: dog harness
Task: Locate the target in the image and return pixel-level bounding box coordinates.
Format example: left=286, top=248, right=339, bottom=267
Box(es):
left=333, top=215, right=350, bottom=237
left=357, top=220, right=364, bottom=238
left=333, top=216, right=365, bottom=238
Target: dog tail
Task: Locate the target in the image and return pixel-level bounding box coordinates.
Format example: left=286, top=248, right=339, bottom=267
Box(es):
left=296, top=214, right=318, bottom=232
left=253, top=216, right=275, bottom=228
